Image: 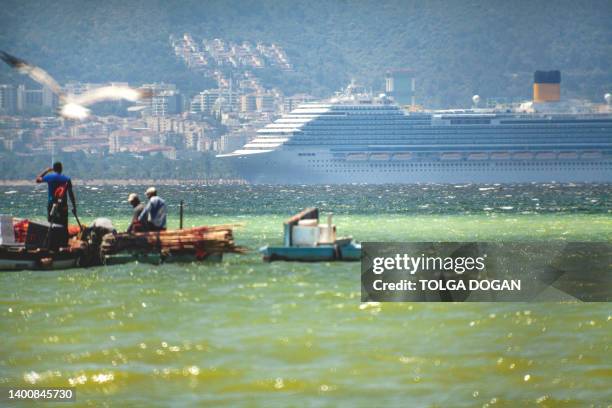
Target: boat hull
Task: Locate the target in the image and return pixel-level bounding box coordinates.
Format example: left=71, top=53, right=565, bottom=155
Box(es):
left=225, top=150, right=612, bottom=184
left=260, top=241, right=361, bottom=262
left=0, top=246, right=80, bottom=271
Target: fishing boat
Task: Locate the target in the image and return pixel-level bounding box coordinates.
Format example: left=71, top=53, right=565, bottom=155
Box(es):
left=260, top=208, right=361, bottom=262
left=0, top=216, right=245, bottom=271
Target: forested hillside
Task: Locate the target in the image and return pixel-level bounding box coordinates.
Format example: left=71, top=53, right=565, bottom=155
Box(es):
left=1, top=0, right=610, bottom=107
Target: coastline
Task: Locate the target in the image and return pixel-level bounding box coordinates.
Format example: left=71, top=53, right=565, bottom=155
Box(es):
left=0, top=178, right=248, bottom=186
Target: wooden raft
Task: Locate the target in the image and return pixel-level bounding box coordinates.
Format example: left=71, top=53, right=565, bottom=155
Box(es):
left=100, top=225, right=246, bottom=259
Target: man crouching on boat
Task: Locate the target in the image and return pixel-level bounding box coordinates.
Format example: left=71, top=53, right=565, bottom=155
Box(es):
left=138, top=187, right=167, bottom=232
left=126, top=193, right=145, bottom=233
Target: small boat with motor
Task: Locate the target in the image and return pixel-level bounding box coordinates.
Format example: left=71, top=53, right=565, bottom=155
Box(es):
left=260, top=208, right=361, bottom=262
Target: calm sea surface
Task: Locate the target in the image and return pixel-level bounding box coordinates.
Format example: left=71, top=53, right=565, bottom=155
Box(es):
left=1, top=183, right=611, bottom=406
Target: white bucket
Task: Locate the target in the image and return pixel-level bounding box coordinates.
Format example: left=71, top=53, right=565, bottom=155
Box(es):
left=0, top=215, right=16, bottom=245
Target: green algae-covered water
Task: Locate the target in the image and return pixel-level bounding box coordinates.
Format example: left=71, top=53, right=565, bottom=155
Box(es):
left=1, top=184, right=611, bottom=406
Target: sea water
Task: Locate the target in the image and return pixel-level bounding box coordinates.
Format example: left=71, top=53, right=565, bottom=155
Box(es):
left=0, top=184, right=610, bottom=406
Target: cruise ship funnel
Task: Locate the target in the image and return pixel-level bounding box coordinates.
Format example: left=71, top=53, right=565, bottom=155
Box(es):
left=533, top=70, right=561, bottom=103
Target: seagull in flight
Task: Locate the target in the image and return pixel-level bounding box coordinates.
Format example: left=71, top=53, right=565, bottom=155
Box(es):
left=0, top=50, right=152, bottom=120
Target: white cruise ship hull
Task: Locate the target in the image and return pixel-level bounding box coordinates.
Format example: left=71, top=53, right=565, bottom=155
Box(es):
left=227, top=149, right=612, bottom=184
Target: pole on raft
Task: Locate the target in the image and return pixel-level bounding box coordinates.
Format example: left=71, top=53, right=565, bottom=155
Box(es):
left=179, top=200, right=184, bottom=230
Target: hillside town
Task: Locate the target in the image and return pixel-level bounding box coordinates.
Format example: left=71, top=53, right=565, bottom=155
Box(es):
left=0, top=35, right=314, bottom=161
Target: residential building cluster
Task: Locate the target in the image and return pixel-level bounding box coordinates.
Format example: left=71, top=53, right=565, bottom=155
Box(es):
left=172, top=34, right=292, bottom=76
left=0, top=110, right=219, bottom=159
left=171, top=34, right=294, bottom=105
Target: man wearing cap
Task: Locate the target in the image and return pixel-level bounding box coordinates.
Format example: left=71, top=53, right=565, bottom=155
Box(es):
left=126, top=193, right=145, bottom=234
left=138, top=187, right=167, bottom=231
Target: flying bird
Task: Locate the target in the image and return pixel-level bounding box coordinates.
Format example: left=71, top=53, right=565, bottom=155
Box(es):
left=0, top=50, right=152, bottom=120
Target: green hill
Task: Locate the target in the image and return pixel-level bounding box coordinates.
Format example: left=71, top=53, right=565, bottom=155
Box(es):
left=1, top=0, right=610, bottom=107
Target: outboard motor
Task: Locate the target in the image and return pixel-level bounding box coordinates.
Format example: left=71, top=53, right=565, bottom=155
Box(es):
left=79, top=218, right=116, bottom=266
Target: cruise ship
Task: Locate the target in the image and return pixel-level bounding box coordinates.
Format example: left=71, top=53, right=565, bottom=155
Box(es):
left=219, top=75, right=612, bottom=184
